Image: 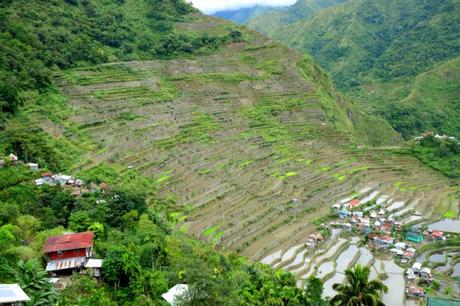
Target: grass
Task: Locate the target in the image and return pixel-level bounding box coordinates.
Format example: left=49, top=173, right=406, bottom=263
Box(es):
left=203, top=226, right=217, bottom=237
left=212, top=231, right=225, bottom=244
left=64, top=65, right=158, bottom=85
left=169, top=72, right=263, bottom=84
left=155, top=171, right=173, bottom=185
left=156, top=112, right=221, bottom=149
left=443, top=211, right=457, bottom=219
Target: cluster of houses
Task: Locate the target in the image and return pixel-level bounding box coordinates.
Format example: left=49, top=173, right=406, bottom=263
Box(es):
left=405, top=262, right=434, bottom=298
left=34, top=171, right=87, bottom=197
left=332, top=198, right=446, bottom=250
left=333, top=200, right=403, bottom=237
left=305, top=233, right=324, bottom=248
left=330, top=197, right=451, bottom=301
left=414, top=132, right=458, bottom=142
left=35, top=172, right=84, bottom=188
left=0, top=154, right=39, bottom=171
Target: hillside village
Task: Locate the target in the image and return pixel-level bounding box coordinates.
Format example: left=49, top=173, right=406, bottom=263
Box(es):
left=0, top=0, right=459, bottom=305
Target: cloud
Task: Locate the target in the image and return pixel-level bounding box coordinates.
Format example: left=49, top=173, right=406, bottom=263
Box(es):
left=190, top=0, right=297, bottom=14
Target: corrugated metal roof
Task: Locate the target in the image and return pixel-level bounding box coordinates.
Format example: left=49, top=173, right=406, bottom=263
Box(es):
left=44, top=232, right=93, bottom=253
left=0, top=284, right=30, bottom=303
left=46, top=257, right=86, bottom=272
left=85, top=259, right=103, bottom=268
left=428, top=297, right=460, bottom=306
left=162, top=284, right=190, bottom=306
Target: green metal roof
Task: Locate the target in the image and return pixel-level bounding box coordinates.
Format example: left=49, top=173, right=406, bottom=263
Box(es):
left=427, top=297, right=460, bottom=306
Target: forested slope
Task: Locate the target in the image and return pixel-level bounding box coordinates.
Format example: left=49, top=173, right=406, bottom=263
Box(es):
left=0, top=0, right=457, bottom=305
left=246, top=0, right=460, bottom=139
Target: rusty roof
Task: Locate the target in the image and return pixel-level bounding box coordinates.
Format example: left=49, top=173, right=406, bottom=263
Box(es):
left=44, top=232, right=93, bottom=253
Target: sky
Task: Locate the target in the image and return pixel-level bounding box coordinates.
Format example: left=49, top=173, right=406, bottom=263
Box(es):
left=190, top=0, right=297, bottom=14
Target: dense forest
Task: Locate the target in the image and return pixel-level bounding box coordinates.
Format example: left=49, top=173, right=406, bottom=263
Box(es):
left=411, top=135, right=460, bottom=179
left=0, top=0, right=242, bottom=127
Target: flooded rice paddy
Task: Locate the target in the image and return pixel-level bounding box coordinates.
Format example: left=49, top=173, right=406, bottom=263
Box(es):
left=428, top=219, right=460, bottom=233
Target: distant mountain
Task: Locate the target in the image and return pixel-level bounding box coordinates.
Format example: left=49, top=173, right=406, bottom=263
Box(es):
left=213, top=6, right=280, bottom=24
left=247, top=0, right=348, bottom=35
left=246, top=0, right=460, bottom=139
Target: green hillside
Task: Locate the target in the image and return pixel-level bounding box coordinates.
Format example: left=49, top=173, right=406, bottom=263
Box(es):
left=214, top=6, right=279, bottom=24
left=0, top=0, right=459, bottom=304
left=385, top=56, right=460, bottom=139
left=246, top=0, right=460, bottom=139
left=247, top=0, right=348, bottom=35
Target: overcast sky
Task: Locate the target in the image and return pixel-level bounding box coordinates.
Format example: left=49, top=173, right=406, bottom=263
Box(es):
left=191, top=0, right=297, bottom=14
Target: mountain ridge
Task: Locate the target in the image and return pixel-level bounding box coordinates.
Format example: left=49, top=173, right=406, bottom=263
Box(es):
left=244, top=0, right=460, bottom=139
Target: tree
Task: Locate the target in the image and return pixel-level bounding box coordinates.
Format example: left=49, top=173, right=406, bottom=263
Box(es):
left=69, top=210, right=91, bottom=232
left=0, top=224, right=20, bottom=251
left=16, top=215, right=41, bottom=244
left=331, top=265, right=388, bottom=306
left=102, top=246, right=140, bottom=289
left=10, top=260, right=56, bottom=305
left=304, top=276, right=327, bottom=305
left=88, top=222, right=105, bottom=239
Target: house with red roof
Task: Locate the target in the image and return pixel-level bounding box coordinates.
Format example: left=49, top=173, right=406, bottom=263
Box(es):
left=427, top=230, right=444, bottom=241
left=44, top=232, right=94, bottom=275
left=346, top=199, right=361, bottom=209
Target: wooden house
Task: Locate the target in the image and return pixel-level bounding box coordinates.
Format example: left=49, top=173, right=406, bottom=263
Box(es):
left=44, top=232, right=94, bottom=275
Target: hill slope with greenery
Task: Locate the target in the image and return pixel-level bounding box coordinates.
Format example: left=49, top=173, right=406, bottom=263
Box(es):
left=0, top=0, right=237, bottom=127
left=246, top=0, right=460, bottom=139
left=247, top=0, right=348, bottom=35
left=213, top=5, right=279, bottom=24
left=0, top=0, right=458, bottom=304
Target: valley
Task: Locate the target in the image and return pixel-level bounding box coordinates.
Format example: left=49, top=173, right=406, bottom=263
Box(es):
left=1, top=0, right=459, bottom=304
left=51, top=14, right=457, bottom=269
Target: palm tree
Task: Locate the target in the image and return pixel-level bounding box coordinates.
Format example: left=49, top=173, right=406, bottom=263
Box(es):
left=331, top=264, right=388, bottom=306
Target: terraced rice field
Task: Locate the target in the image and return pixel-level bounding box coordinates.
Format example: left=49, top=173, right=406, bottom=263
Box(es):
left=43, top=16, right=459, bottom=286
left=415, top=246, right=460, bottom=299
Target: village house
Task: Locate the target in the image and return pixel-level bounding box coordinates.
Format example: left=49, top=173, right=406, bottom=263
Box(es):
left=402, top=250, right=415, bottom=260
left=346, top=199, right=361, bottom=209
left=406, top=286, right=425, bottom=298
left=358, top=222, right=372, bottom=234
left=420, top=267, right=432, bottom=281
left=390, top=248, right=403, bottom=256
left=426, top=230, right=444, bottom=241
left=8, top=154, right=18, bottom=163
left=35, top=172, right=84, bottom=188
left=380, top=220, right=394, bottom=232
left=412, top=262, right=422, bottom=274
left=35, top=172, right=54, bottom=186
left=337, top=207, right=352, bottom=219
left=44, top=232, right=94, bottom=276
left=305, top=234, right=324, bottom=248
left=373, top=235, right=394, bottom=248
left=332, top=204, right=341, bottom=211
left=0, top=284, right=30, bottom=306
left=26, top=163, right=39, bottom=171
left=406, top=231, right=424, bottom=243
